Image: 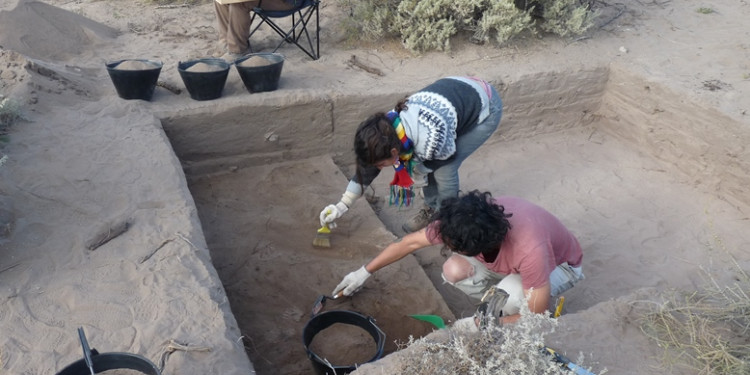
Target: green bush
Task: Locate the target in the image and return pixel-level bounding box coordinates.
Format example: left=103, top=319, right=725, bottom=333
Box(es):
left=0, top=97, right=23, bottom=136
left=338, top=0, right=595, bottom=53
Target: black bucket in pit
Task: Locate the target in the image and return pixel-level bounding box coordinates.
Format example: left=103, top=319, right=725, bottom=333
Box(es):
left=234, top=52, right=284, bottom=93
left=57, top=327, right=161, bottom=375
left=56, top=351, right=161, bottom=375
left=302, top=309, right=386, bottom=375
left=178, top=58, right=231, bottom=101
left=105, top=59, right=163, bottom=101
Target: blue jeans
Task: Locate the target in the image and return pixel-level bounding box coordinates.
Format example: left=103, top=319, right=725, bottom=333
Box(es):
left=422, top=86, right=503, bottom=210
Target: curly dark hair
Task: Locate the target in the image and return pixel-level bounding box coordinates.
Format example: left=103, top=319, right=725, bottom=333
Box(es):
left=435, top=190, right=512, bottom=262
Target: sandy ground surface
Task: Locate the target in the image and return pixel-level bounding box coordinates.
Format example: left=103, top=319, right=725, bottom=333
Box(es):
left=1, top=0, right=749, bottom=374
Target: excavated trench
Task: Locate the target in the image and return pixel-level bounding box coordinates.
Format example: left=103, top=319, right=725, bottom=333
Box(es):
left=159, top=66, right=750, bottom=375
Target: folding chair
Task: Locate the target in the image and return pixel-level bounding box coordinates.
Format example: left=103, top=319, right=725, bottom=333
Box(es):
left=248, top=0, right=321, bottom=60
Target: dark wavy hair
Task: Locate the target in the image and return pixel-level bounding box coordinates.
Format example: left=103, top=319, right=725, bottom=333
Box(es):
left=435, top=190, right=512, bottom=262
left=353, top=97, right=410, bottom=184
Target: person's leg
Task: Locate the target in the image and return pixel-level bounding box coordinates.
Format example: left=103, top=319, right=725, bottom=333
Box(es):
left=442, top=254, right=505, bottom=300
left=489, top=263, right=585, bottom=316
left=423, top=87, right=503, bottom=210
left=214, top=1, right=231, bottom=48
left=495, top=274, right=524, bottom=316
left=220, top=0, right=298, bottom=59
left=549, top=262, right=585, bottom=297
left=225, top=2, right=256, bottom=54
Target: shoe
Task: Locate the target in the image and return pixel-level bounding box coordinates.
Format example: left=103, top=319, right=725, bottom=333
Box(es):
left=402, top=206, right=435, bottom=233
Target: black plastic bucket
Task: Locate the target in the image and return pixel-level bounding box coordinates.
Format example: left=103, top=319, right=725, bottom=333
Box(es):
left=105, top=59, right=163, bottom=101
left=56, top=350, right=161, bottom=375
left=302, top=310, right=386, bottom=375
left=234, top=53, right=284, bottom=93
left=178, top=58, right=231, bottom=101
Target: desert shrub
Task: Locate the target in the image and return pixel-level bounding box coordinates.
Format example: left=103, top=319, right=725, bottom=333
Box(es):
left=469, top=0, right=532, bottom=45
left=0, top=96, right=21, bottom=167
left=0, top=96, right=23, bottom=138
left=395, top=303, right=594, bottom=374
left=339, top=0, right=397, bottom=42
left=538, top=0, right=595, bottom=37
left=338, top=0, right=595, bottom=53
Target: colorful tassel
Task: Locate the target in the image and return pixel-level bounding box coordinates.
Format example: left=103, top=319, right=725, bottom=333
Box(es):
left=386, top=111, right=415, bottom=206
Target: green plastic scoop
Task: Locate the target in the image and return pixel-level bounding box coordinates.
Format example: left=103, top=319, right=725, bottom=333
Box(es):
left=409, top=314, right=446, bottom=329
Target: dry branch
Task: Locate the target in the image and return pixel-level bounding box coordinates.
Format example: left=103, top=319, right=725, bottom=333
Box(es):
left=157, top=80, right=183, bottom=95
left=346, top=55, right=385, bottom=76
left=86, top=219, right=130, bottom=250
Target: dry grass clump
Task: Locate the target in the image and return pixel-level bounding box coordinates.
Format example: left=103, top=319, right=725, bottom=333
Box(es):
left=395, top=303, right=595, bottom=374
left=639, top=255, right=750, bottom=375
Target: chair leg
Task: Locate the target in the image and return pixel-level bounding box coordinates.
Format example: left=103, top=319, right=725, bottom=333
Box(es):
left=249, top=2, right=320, bottom=60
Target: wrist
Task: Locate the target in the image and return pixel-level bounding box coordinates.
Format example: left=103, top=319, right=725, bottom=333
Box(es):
left=335, top=201, right=349, bottom=213
left=360, top=265, right=372, bottom=275
left=340, top=190, right=359, bottom=207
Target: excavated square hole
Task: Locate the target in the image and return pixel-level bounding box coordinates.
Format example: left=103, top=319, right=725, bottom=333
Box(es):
left=160, top=67, right=750, bottom=375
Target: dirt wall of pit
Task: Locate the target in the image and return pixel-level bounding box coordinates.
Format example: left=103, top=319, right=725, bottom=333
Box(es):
left=157, top=67, right=610, bottom=178
left=598, top=64, right=750, bottom=211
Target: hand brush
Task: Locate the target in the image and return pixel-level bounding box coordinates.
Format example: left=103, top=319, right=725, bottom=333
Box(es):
left=312, top=223, right=331, bottom=248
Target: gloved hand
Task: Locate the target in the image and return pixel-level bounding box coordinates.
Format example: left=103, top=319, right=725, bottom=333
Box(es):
left=332, top=265, right=371, bottom=297
left=452, top=316, right=480, bottom=333
left=319, top=191, right=359, bottom=229
left=319, top=202, right=348, bottom=229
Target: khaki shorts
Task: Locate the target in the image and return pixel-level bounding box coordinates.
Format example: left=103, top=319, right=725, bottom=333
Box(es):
left=442, top=255, right=585, bottom=314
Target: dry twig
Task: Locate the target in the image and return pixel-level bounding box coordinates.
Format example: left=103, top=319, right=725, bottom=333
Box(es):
left=86, top=219, right=130, bottom=250
left=346, top=55, right=385, bottom=76
left=157, top=80, right=182, bottom=95
left=158, top=339, right=211, bottom=373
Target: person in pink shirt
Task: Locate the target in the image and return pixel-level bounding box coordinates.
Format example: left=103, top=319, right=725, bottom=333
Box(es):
left=333, top=190, right=584, bottom=326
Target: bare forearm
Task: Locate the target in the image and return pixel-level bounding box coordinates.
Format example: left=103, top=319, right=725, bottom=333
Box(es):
left=364, top=230, right=430, bottom=273
left=499, top=314, right=521, bottom=325
left=499, top=285, right=551, bottom=325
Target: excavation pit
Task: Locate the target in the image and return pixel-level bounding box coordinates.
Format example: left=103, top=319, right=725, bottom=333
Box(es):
left=159, top=66, right=750, bottom=375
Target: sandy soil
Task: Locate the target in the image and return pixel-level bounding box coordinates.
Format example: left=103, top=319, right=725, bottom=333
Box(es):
left=0, top=0, right=749, bottom=375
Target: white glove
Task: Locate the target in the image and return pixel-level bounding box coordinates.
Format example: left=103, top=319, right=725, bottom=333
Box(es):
left=332, top=266, right=371, bottom=297
left=452, top=317, right=479, bottom=333
left=319, top=191, right=359, bottom=228
left=319, top=202, right=348, bottom=229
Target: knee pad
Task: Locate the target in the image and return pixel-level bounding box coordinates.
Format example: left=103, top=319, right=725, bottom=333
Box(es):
left=496, top=274, right=524, bottom=316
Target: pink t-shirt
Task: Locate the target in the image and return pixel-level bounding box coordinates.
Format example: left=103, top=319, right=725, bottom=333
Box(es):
left=427, top=196, right=583, bottom=289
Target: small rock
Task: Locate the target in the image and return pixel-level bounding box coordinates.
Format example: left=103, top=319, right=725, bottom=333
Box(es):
left=619, top=46, right=628, bottom=54
left=0, top=69, right=17, bottom=80
left=265, top=132, right=279, bottom=142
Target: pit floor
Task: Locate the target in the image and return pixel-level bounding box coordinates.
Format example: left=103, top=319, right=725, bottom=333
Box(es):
left=186, top=119, right=749, bottom=375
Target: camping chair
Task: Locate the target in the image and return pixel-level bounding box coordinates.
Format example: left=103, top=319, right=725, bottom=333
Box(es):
left=248, top=0, right=320, bottom=60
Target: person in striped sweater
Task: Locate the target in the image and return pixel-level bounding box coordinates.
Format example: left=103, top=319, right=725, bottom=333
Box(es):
left=320, top=76, right=504, bottom=233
